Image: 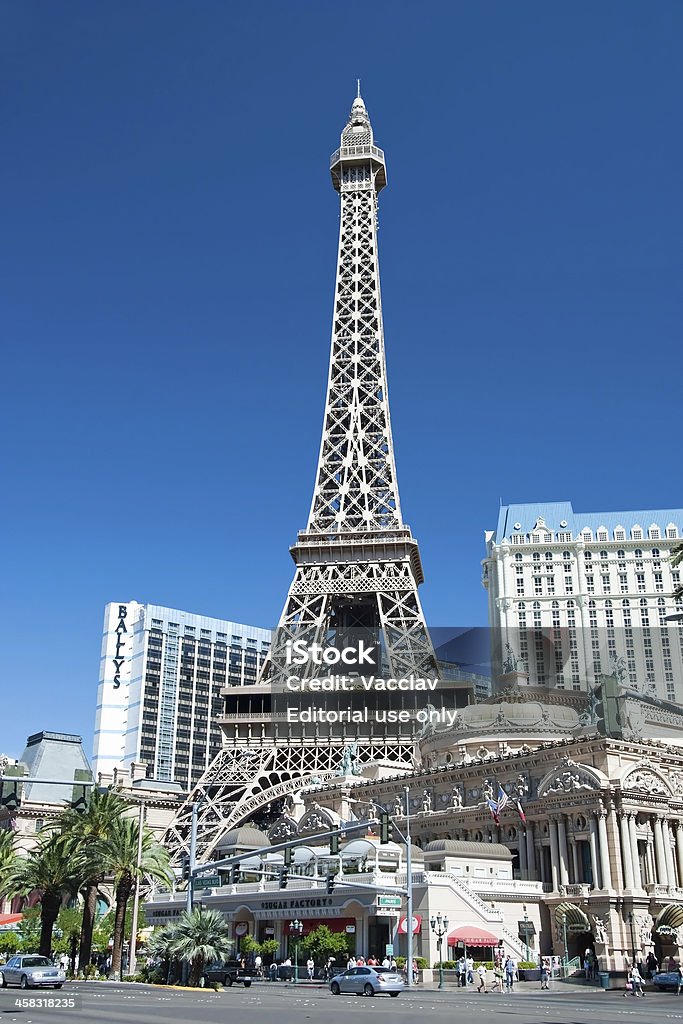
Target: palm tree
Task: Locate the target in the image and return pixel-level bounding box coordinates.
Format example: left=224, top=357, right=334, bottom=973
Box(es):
left=147, top=922, right=180, bottom=984
left=60, top=788, right=128, bottom=974
left=0, top=827, right=17, bottom=901
left=9, top=833, right=85, bottom=957
left=93, top=817, right=171, bottom=979
left=170, top=907, right=231, bottom=987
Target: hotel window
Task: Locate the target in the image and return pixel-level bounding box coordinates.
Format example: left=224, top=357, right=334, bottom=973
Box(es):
left=597, top=530, right=608, bottom=542
left=632, top=527, right=643, bottom=541
left=655, top=573, right=664, bottom=592
left=637, top=573, right=646, bottom=593
left=615, top=529, right=625, bottom=542
left=667, top=526, right=678, bottom=539
left=649, top=527, right=660, bottom=540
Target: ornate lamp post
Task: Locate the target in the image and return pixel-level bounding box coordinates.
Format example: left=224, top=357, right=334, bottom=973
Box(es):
left=289, top=919, right=303, bottom=983
left=430, top=912, right=449, bottom=990
left=560, top=913, right=568, bottom=973
left=523, top=904, right=530, bottom=963
left=628, top=911, right=637, bottom=964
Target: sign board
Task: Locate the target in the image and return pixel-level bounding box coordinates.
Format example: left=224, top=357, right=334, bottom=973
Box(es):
left=193, top=874, right=221, bottom=889
left=385, top=944, right=394, bottom=957
left=567, top=923, right=589, bottom=934
left=378, top=896, right=402, bottom=908
left=345, top=925, right=356, bottom=934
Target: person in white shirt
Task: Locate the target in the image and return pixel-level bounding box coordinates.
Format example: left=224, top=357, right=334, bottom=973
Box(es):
left=347, top=956, right=357, bottom=970
left=477, top=963, right=488, bottom=993
left=382, top=957, right=391, bottom=968
left=306, top=957, right=315, bottom=980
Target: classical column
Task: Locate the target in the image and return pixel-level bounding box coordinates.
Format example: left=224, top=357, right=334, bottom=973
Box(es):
left=627, top=814, right=641, bottom=890
left=518, top=831, right=528, bottom=877
left=598, top=811, right=613, bottom=890
left=557, top=816, right=570, bottom=886
left=620, top=813, right=634, bottom=889
left=676, top=823, right=683, bottom=887
left=526, top=821, right=537, bottom=880
left=589, top=815, right=601, bottom=890
left=607, top=805, right=624, bottom=891
left=646, top=839, right=656, bottom=885
left=549, top=818, right=560, bottom=891
left=571, top=840, right=581, bottom=884
left=664, top=820, right=677, bottom=887
left=654, top=816, right=667, bottom=885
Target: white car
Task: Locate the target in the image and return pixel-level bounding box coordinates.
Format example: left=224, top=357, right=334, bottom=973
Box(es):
left=0, top=955, right=66, bottom=989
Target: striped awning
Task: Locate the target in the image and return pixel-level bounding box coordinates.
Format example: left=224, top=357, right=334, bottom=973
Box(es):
left=555, top=903, right=590, bottom=932
left=655, top=904, right=683, bottom=931
left=447, top=925, right=500, bottom=947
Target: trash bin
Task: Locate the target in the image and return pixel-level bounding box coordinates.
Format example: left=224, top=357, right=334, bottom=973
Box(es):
left=598, top=972, right=610, bottom=990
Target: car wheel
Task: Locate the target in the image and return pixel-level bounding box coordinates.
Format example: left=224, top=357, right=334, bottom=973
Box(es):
left=20, top=976, right=30, bottom=989
left=244, top=981, right=252, bottom=988
left=389, top=992, right=399, bottom=997
left=54, top=984, right=63, bottom=989
left=330, top=982, right=340, bottom=995
left=363, top=983, right=374, bottom=997
left=224, top=975, right=233, bottom=987
left=0, top=974, right=6, bottom=988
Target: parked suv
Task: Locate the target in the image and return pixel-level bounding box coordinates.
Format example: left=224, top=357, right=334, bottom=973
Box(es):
left=202, top=960, right=254, bottom=988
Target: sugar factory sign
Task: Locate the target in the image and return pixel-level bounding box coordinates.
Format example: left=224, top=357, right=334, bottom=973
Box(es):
left=112, top=605, right=128, bottom=689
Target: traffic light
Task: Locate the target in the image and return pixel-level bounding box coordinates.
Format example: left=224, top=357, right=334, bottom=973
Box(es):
left=0, top=783, right=21, bottom=813
left=284, top=846, right=292, bottom=866
left=329, top=834, right=339, bottom=855
left=181, top=854, right=190, bottom=881
left=379, top=812, right=393, bottom=844
left=279, top=866, right=289, bottom=889
left=70, top=770, right=91, bottom=814
left=326, top=872, right=336, bottom=895
left=229, top=862, right=240, bottom=885
left=592, top=673, right=623, bottom=739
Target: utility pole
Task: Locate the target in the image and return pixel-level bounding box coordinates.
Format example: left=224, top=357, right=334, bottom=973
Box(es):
left=128, top=802, right=145, bottom=977
left=405, top=786, right=413, bottom=989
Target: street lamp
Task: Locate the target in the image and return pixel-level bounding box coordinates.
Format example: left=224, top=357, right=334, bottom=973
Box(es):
left=523, top=904, right=530, bottom=963
left=289, top=919, right=303, bottom=983
left=430, top=913, right=449, bottom=990
left=560, top=913, right=568, bottom=973
left=628, top=911, right=636, bottom=964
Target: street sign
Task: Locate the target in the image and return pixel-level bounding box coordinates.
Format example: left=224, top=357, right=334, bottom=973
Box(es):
left=193, top=874, right=221, bottom=889
left=385, top=944, right=394, bottom=957
left=377, top=895, right=402, bottom=908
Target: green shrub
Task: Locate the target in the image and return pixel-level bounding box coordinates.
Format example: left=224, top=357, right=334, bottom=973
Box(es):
left=517, top=961, right=538, bottom=970
left=395, top=956, right=427, bottom=970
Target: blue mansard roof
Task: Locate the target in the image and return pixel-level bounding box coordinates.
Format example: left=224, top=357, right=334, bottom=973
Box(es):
left=493, top=500, right=683, bottom=544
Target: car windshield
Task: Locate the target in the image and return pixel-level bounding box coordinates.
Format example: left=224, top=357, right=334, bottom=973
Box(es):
left=23, top=957, right=52, bottom=967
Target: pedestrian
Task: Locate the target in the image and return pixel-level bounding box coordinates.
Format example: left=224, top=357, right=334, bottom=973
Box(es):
left=254, top=953, right=262, bottom=978
left=306, top=957, right=314, bottom=980
left=624, top=964, right=644, bottom=997
left=476, top=963, right=487, bottom=993
left=646, top=951, right=658, bottom=981
left=504, top=955, right=516, bottom=992
left=466, top=954, right=474, bottom=986
left=389, top=957, right=397, bottom=972
left=676, top=963, right=683, bottom=996
left=493, top=958, right=505, bottom=991
left=347, top=955, right=356, bottom=971
left=284, top=955, right=292, bottom=982
left=382, top=956, right=390, bottom=969
left=411, top=958, right=418, bottom=985
left=540, top=957, right=550, bottom=990
left=269, top=961, right=278, bottom=982
left=458, top=956, right=466, bottom=987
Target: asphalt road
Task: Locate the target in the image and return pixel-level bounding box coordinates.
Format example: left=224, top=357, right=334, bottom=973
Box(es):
left=3, top=982, right=683, bottom=1024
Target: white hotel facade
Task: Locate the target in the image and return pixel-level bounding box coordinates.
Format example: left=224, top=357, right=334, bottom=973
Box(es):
left=483, top=501, right=683, bottom=700
left=93, top=602, right=271, bottom=791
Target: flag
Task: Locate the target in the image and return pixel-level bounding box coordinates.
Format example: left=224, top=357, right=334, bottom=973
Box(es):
left=487, top=798, right=500, bottom=824
left=496, top=784, right=510, bottom=815
left=515, top=799, right=527, bottom=825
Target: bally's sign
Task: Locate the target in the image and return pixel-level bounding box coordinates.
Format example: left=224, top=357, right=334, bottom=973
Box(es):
left=112, top=605, right=128, bottom=690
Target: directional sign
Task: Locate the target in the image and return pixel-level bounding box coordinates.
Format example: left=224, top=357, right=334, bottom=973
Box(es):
left=377, top=895, right=402, bottom=908
left=385, top=944, right=394, bottom=957
left=193, top=874, right=221, bottom=889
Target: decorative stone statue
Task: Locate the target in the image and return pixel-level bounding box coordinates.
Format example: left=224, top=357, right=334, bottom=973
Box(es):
left=421, top=790, right=432, bottom=813
left=451, top=786, right=463, bottom=809
left=591, top=915, right=607, bottom=946
left=392, top=794, right=404, bottom=817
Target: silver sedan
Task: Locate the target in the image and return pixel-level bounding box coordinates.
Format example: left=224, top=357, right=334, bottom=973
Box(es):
left=0, top=955, right=66, bottom=989
left=330, top=966, right=404, bottom=997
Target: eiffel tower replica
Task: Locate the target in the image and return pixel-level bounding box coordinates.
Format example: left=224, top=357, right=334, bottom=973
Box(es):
left=165, top=89, right=442, bottom=862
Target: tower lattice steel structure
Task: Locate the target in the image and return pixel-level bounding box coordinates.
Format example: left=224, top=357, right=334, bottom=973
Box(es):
left=164, top=91, right=438, bottom=862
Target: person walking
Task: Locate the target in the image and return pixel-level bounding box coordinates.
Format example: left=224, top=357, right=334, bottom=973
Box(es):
left=466, top=954, right=474, bottom=986
left=540, top=957, right=550, bottom=990
left=646, top=951, right=658, bottom=982
left=306, top=957, right=315, bottom=981
left=458, top=956, right=466, bottom=987
left=624, top=964, right=644, bottom=997
left=504, top=955, right=516, bottom=992
left=676, top=963, right=683, bottom=996
left=476, top=963, right=487, bottom=993
left=493, top=960, right=504, bottom=992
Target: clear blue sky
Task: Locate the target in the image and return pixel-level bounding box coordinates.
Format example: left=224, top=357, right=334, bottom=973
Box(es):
left=2, top=2, right=681, bottom=759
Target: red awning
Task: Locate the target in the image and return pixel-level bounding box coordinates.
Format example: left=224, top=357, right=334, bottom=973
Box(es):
left=0, top=914, right=23, bottom=929
left=447, top=925, right=499, bottom=947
